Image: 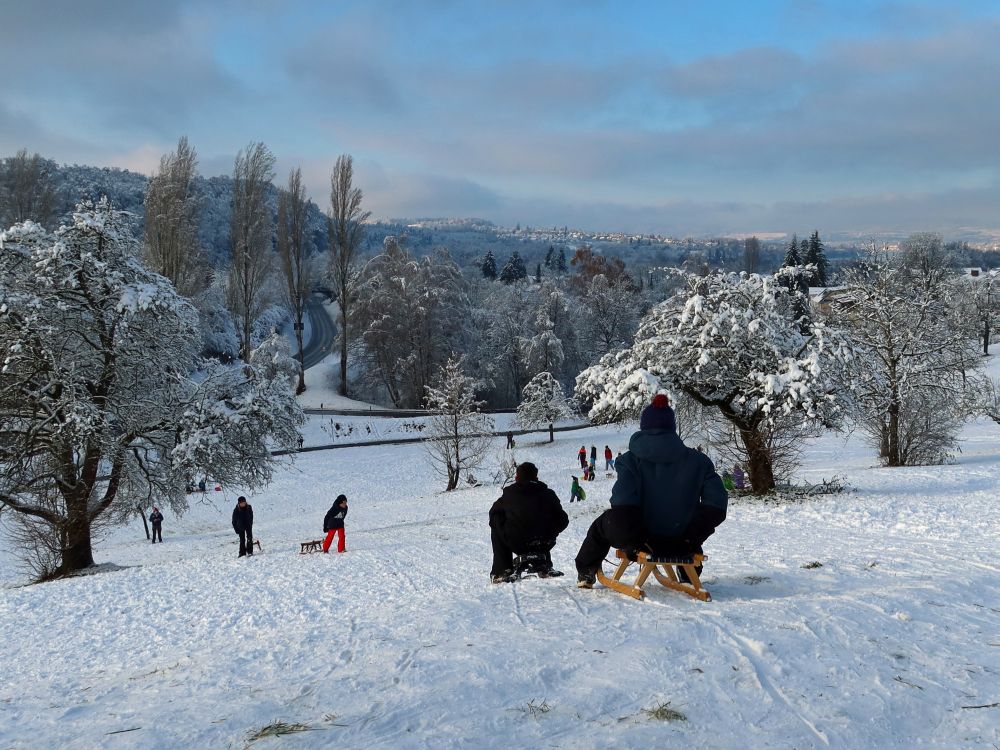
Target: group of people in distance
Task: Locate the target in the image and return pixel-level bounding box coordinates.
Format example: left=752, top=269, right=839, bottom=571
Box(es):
left=489, top=393, right=729, bottom=587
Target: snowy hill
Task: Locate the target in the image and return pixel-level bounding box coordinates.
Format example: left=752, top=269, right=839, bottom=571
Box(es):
left=0, top=418, right=998, bottom=748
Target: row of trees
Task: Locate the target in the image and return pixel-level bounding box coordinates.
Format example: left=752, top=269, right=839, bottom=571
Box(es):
left=139, top=139, right=369, bottom=398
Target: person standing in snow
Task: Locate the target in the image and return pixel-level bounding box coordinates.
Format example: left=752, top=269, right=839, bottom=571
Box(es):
left=569, top=476, right=586, bottom=503
left=604, top=445, right=613, bottom=471
left=590, top=445, right=597, bottom=466
left=732, top=464, right=746, bottom=490
left=322, top=495, right=349, bottom=553
left=575, top=394, right=728, bottom=588
left=232, top=496, right=254, bottom=557
left=578, top=445, right=587, bottom=469
left=149, top=506, right=163, bottom=543
left=489, top=462, right=569, bottom=583
left=506, top=431, right=515, bottom=449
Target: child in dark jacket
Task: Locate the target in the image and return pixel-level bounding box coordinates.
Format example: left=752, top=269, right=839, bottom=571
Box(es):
left=323, top=495, right=349, bottom=553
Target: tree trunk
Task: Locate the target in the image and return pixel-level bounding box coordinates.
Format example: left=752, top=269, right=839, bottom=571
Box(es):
left=59, top=513, right=95, bottom=574
left=886, top=400, right=901, bottom=467
left=984, top=317, right=990, bottom=356
left=295, top=322, right=306, bottom=395
left=740, top=426, right=776, bottom=493
left=137, top=504, right=150, bottom=540
left=549, top=423, right=554, bottom=443
left=339, top=305, right=349, bottom=397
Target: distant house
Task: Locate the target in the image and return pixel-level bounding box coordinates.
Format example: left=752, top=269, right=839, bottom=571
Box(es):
left=962, top=267, right=985, bottom=279
left=810, top=285, right=854, bottom=316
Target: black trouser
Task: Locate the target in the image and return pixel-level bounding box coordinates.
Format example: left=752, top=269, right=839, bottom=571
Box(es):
left=151, top=523, right=162, bottom=543
left=490, top=527, right=555, bottom=576
left=238, top=528, right=254, bottom=556
left=575, top=506, right=702, bottom=575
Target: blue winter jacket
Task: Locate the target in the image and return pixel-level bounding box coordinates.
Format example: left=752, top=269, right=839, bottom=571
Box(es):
left=610, top=429, right=728, bottom=538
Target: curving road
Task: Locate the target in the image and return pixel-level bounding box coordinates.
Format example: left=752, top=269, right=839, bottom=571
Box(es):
left=301, top=294, right=337, bottom=369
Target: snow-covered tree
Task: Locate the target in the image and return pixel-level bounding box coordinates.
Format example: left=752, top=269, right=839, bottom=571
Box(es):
left=277, top=167, right=314, bottom=394
left=839, top=244, right=982, bottom=466
left=328, top=154, right=370, bottom=398
left=783, top=234, right=802, bottom=267
left=525, top=308, right=564, bottom=378
left=354, top=238, right=471, bottom=407
left=499, top=251, right=527, bottom=284
left=226, top=142, right=275, bottom=362
left=803, top=231, right=829, bottom=287
left=0, top=202, right=303, bottom=576
left=143, top=136, right=204, bottom=297
left=0, top=149, right=58, bottom=229
left=576, top=269, right=851, bottom=492
left=516, top=372, right=576, bottom=442
left=423, top=357, right=494, bottom=491
left=481, top=250, right=497, bottom=280
left=579, top=273, right=642, bottom=361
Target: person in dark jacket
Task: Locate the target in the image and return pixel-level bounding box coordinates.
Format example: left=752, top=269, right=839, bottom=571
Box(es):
left=322, top=495, right=349, bottom=553
left=489, top=462, right=569, bottom=583
left=232, top=496, right=254, bottom=557
left=575, top=394, right=728, bottom=588
left=149, top=506, right=163, bottom=543
left=590, top=445, right=597, bottom=466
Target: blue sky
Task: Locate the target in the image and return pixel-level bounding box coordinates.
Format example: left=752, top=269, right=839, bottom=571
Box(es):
left=2, top=0, right=999, bottom=238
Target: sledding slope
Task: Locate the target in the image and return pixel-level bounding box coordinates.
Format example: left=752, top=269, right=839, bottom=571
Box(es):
left=0, top=420, right=998, bottom=749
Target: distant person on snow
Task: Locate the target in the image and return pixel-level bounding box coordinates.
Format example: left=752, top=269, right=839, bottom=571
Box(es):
left=604, top=445, right=613, bottom=471
left=733, top=464, right=746, bottom=490
left=569, top=476, right=586, bottom=503
left=590, top=445, right=597, bottom=466
left=149, top=506, right=163, bottom=543
left=298, top=435, right=304, bottom=450
left=323, top=495, right=349, bottom=553
left=232, top=496, right=255, bottom=557
left=506, top=431, right=515, bottom=449
left=575, top=394, right=728, bottom=588
left=489, top=462, right=569, bottom=583
left=578, top=446, right=587, bottom=469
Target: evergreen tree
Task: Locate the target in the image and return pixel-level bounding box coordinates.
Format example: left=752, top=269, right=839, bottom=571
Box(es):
left=804, top=230, right=829, bottom=287
left=481, top=250, right=498, bottom=280
left=535, top=262, right=542, bottom=283
left=783, top=234, right=801, bottom=267
left=499, top=251, right=528, bottom=284
left=556, top=247, right=568, bottom=273
left=544, top=245, right=554, bottom=268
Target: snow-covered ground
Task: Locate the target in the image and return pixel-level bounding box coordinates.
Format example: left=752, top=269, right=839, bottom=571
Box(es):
left=1, top=419, right=998, bottom=748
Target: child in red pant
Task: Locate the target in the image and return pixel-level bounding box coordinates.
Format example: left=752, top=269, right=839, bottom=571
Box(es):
left=322, top=495, right=348, bottom=553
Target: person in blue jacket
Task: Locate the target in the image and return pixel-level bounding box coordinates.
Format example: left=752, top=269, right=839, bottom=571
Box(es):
left=575, top=394, right=728, bottom=588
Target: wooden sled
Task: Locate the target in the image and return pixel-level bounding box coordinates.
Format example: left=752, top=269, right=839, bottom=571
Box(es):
left=597, top=549, right=711, bottom=602
left=299, top=539, right=324, bottom=554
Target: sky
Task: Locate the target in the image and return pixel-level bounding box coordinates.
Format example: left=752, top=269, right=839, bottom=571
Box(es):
left=2, top=0, right=999, bottom=239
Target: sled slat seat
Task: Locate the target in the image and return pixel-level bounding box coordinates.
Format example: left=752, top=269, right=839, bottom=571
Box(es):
left=596, top=549, right=711, bottom=602
left=300, top=539, right=324, bottom=554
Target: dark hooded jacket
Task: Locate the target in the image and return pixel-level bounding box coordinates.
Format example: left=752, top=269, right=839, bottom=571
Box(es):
left=324, top=500, right=348, bottom=531
left=610, top=429, right=727, bottom=542
left=489, top=480, right=569, bottom=543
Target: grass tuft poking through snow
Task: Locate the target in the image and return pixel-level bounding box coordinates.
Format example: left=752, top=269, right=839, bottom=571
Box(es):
left=244, top=720, right=321, bottom=746
left=641, top=701, right=687, bottom=722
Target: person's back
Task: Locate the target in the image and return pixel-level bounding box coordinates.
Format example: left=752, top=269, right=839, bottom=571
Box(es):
left=489, top=462, right=569, bottom=582
left=575, top=394, right=728, bottom=587
left=490, top=478, right=567, bottom=542
left=612, top=429, right=724, bottom=539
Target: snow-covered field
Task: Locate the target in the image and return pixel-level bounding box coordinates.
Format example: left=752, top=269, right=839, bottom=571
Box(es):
left=1, top=418, right=998, bottom=748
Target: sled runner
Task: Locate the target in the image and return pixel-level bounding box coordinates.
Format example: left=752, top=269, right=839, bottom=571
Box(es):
left=300, top=539, right=324, bottom=554
left=597, top=549, right=711, bottom=602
